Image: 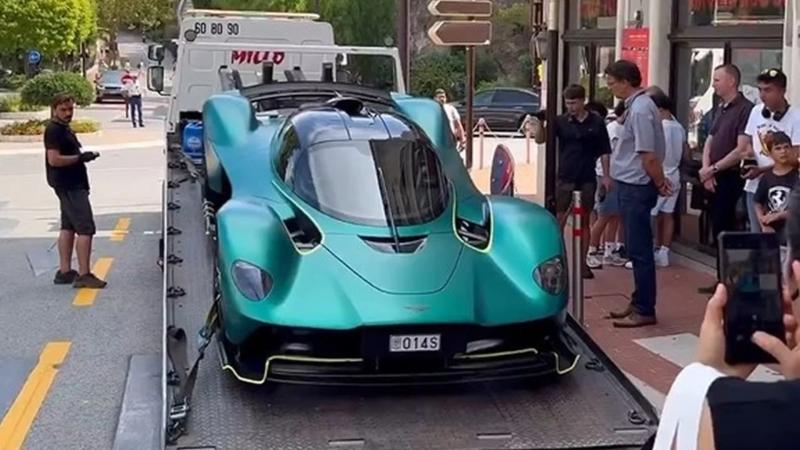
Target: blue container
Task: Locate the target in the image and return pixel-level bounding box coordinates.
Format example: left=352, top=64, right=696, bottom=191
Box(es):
left=182, top=121, right=204, bottom=164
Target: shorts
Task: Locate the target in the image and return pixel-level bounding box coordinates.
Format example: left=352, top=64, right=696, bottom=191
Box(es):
left=55, top=188, right=96, bottom=235
left=556, top=180, right=596, bottom=214
left=595, top=180, right=619, bottom=216
left=651, top=192, right=679, bottom=215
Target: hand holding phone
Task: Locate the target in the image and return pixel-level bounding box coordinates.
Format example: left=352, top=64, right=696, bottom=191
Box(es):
left=718, top=232, right=786, bottom=365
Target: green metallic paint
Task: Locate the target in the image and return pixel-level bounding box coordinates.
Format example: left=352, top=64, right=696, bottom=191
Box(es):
left=203, top=90, right=567, bottom=346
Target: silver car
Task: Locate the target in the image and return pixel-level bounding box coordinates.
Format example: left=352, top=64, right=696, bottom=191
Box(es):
left=95, top=70, right=126, bottom=103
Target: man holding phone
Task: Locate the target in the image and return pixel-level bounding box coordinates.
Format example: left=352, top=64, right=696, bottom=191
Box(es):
left=742, top=68, right=800, bottom=232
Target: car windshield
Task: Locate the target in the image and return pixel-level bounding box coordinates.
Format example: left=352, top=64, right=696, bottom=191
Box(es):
left=99, top=71, right=123, bottom=84
left=284, top=138, right=450, bottom=227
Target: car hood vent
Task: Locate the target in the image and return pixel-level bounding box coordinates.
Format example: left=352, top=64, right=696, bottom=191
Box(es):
left=360, top=235, right=427, bottom=254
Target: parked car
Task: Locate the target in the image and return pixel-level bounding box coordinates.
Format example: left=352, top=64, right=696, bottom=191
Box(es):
left=94, top=70, right=126, bottom=103
left=453, top=87, right=541, bottom=133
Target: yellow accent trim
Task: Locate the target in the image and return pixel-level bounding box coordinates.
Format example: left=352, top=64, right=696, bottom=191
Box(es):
left=454, top=347, right=538, bottom=360
left=451, top=193, right=494, bottom=254
left=110, top=217, right=131, bottom=242
left=72, top=258, right=113, bottom=307
left=221, top=354, right=363, bottom=385
left=0, top=341, right=71, bottom=450
left=271, top=180, right=326, bottom=256
left=553, top=352, right=581, bottom=375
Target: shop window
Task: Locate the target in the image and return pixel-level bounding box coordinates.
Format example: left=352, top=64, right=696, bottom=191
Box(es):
left=690, top=0, right=785, bottom=26
left=578, top=0, right=617, bottom=29
left=732, top=48, right=783, bottom=104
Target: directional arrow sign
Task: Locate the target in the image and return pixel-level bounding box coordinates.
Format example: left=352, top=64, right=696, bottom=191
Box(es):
left=428, top=0, right=492, bottom=17
left=428, top=20, right=492, bottom=46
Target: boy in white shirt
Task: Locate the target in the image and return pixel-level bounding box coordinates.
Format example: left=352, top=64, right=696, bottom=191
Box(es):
left=741, top=68, right=800, bottom=231
left=649, top=92, right=688, bottom=268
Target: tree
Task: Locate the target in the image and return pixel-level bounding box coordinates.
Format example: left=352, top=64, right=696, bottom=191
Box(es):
left=195, top=0, right=309, bottom=11
left=0, top=0, right=83, bottom=63
left=97, top=0, right=176, bottom=65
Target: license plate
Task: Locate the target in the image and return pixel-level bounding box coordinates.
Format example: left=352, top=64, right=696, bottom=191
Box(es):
left=389, top=334, right=441, bottom=352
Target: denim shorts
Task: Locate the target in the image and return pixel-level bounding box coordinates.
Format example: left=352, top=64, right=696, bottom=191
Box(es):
left=595, top=180, right=619, bottom=216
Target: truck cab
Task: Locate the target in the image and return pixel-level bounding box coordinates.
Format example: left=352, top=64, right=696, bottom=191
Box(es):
left=146, top=8, right=335, bottom=144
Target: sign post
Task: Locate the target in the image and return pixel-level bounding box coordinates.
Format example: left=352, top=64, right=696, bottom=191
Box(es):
left=427, top=0, right=493, bottom=170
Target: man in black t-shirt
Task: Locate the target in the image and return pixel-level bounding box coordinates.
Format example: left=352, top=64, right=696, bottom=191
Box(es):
left=45, top=93, right=106, bottom=288
left=533, top=84, right=612, bottom=279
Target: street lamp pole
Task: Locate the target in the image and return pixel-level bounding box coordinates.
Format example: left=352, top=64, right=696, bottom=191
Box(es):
left=544, top=0, right=559, bottom=215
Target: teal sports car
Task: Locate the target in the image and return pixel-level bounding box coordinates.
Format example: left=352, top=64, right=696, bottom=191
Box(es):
left=201, top=80, right=575, bottom=386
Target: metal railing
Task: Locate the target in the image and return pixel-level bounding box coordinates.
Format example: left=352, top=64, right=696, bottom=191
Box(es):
left=469, top=115, right=539, bottom=169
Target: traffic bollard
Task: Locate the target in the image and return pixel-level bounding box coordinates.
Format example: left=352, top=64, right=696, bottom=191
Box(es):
left=478, top=118, right=486, bottom=170
left=571, top=190, right=585, bottom=326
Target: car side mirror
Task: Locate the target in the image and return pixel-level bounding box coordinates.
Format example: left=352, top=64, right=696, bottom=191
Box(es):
left=148, top=66, right=165, bottom=92
left=148, top=44, right=165, bottom=62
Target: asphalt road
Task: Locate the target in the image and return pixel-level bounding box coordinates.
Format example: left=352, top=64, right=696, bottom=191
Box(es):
left=0, top=137, right=164, bottom=449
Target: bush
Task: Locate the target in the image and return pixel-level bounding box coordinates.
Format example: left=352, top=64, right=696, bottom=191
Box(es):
left=1, top=119, right=99, bottom=136
left=20, top=72, right=94, bottom=108
left=0, top=95, right=21, bottom=113
left=0, top=74, right=28, bottom=91
left=0, top=94, right=44, bottom=113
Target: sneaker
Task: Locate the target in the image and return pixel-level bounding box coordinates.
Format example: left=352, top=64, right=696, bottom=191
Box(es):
left=624, top=260, right=634, bottom=270
left=586, top=252, right=603, bottom=269
left=604, top=252, right=628, bottom=267
left=612, top=312, right=657, bottom=328
left=54, top=269, right=78, bottom=285
left=655, top=249, right=670, bottom=268
left=73, top=273, right=108, bottom=289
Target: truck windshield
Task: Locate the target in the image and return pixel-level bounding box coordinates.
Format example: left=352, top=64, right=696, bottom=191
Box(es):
left=284, top=138, right=449, bottom=227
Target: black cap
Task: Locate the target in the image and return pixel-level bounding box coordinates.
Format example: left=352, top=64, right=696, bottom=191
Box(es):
left=756, top=68, right=787, bottom=89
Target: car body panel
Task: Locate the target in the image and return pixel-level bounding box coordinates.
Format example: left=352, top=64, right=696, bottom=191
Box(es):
left=202, top=87, right=566, bottom=347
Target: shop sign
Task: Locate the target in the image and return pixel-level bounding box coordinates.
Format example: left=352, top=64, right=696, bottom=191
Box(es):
left=621, top=28, right=649, bottom=86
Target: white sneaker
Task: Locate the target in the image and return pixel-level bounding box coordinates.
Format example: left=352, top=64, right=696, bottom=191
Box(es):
left=624, top=260, right=633, bottom=270
left=586, top=252, right=603, bottom=269
left=655, top=248, right=670, bottom=268
left=604, top=252, right=628, bottom=267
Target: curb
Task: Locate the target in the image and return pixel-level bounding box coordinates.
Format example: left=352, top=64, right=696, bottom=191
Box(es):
left=0, top=131, right=102, bottom=143
left=0, top=110, right=49, bottom=121
left=0, top=139, right=165, bottom=156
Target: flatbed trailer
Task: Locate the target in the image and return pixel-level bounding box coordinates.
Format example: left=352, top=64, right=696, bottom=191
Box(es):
left=158, top=145, right=660, bottom=450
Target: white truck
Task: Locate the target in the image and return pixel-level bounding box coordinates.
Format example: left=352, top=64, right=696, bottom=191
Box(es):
left=145, top=7, right=336, bottom=145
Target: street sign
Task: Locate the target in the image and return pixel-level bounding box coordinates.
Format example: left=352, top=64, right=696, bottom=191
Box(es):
left=427, top=0, right=492, bottom=17
left=427, top=20, right=492, bottom=46
left=27, top=50, right=41, bottom=64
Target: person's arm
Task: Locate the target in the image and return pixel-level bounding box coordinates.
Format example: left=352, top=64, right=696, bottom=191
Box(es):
left=46, top=149, right=79, bottom=167
left=631, top=107, right=668, bottom=191
left=714, top=134, right=748, bottom=171
left=44, top=127, right=79, bottom=167
left=702, top=134, right=713, bottom=169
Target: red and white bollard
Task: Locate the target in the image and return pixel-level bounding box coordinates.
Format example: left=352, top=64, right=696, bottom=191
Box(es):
left=571, top=190, right=585, bottom=325
left=477, top=118, right=486, bottom=170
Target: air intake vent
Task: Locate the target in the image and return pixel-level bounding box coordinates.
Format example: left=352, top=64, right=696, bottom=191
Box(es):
left=284, top=215, right=322, bottom=252
left=360, top=235, right=427, bottom=254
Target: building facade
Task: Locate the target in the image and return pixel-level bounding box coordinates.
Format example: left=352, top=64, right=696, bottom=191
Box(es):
left=557, top=0, right=797, bottom=253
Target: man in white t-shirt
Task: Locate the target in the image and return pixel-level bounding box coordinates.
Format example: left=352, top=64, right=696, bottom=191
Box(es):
left=434, top=89, right=465, bottom=149
left=742, top=69, right=800, bottom=232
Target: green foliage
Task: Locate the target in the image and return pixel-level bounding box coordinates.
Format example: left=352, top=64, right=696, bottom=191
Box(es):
left=1, top=118, right=98, bottom=135
left=0, top=95, right=21, bottom=112
left=195, top=0, right=310, bottom=11
left=410, top=50, right=464, bottom=98
left=20, top=72, right=94, bottom=107
left=0, top=74, right=28, bottom=91
left=97, top=0, right=176, bottom=35
left=0, top=0, right=91, bottom=58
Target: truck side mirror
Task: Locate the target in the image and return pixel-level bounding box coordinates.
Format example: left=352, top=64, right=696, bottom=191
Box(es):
left=148, top=66, right=165, bottom=92
left=148, top=44, right=165, bottom=62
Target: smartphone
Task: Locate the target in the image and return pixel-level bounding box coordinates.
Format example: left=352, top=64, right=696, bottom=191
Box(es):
left=740, top=158, right=757, bottom=177
left=718, top=232, right=786, bottom=365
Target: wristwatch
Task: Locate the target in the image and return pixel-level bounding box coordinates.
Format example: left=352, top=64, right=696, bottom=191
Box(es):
left=712, top=163, right=719, bottom=173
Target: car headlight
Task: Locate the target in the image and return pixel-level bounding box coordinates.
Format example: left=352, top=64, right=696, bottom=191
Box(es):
left=231, top=260, right=273, bottom=301
left=533, top=256, right=567, bottom=295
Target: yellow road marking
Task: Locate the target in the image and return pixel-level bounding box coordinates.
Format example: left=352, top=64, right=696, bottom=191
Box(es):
left=0, top=341, right=71, bottom=450
left=110, top=217, right=131, bottom=242
left=72, top=258, right=114, bottom=307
